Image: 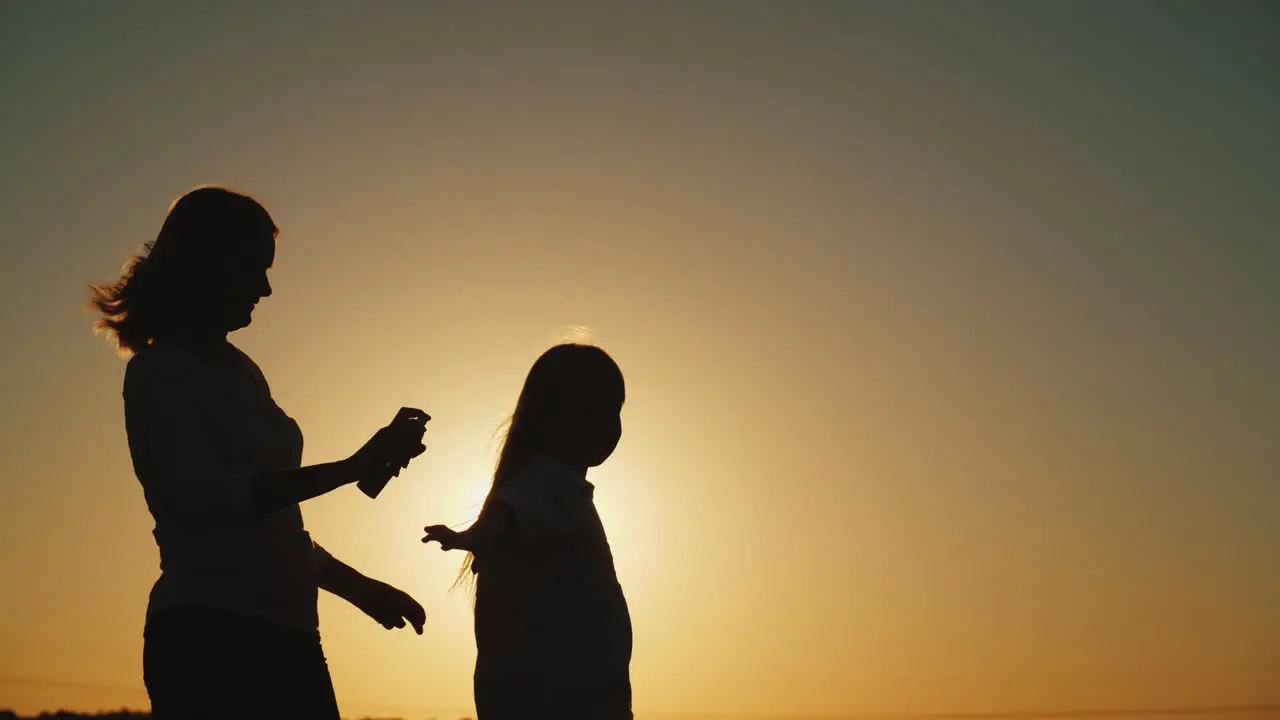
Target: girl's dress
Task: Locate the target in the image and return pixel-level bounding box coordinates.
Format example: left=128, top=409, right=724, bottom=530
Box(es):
left=472, top=454, right=634, bottom=719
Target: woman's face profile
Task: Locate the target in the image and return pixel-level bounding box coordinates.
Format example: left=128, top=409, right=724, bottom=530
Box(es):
left=202, top=230, right=276, bottom=333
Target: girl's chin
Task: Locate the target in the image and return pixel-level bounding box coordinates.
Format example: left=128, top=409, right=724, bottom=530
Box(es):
left=586, top=451, right=616, bottom=468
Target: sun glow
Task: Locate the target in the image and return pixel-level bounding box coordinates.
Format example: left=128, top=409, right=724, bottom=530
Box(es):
left=456, top=471, right=495, bottom=527
left=557, top=325, right=594, bottom=344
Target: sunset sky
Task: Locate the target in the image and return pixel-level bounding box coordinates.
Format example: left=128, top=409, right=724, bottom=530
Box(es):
left=1, top=2, right=1277, bottom=717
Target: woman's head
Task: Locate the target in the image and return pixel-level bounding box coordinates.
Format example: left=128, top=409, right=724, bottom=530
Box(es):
left=89, top=186, right=278, bottom=354
left=496, top=343, right=626, bottom=483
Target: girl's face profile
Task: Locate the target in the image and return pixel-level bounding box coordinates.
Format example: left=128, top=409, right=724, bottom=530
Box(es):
left=543, top=388, right=623, bottom=470
left=581, top=397, right=623, bottom=468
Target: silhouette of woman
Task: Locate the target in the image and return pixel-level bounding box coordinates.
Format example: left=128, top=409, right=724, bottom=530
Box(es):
left=89, top=186, right=429, bottom=719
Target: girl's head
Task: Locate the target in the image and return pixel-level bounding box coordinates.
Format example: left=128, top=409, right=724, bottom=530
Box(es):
left=90, top=186, right=278, bottom=354
left=496, top=343, right=625, bottom=483
left=456, top=344, right=625, bottom=590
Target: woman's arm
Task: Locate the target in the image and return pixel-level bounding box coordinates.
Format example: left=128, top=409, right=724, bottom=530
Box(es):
left=249, top=427, right=421, bottom=515
left=315, top=545, right=425, bottom=634
left=248, top=460, right=362, bottom=515
left=124, top=353, right=425, bottom=520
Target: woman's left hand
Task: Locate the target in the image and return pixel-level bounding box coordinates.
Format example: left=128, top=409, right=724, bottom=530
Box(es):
left=354, top=579, right=426, bottom=635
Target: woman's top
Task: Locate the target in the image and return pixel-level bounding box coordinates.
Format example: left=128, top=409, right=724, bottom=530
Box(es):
left=123, top=341, right=331, bottom=634
left=473, top=454, right=633, bottom=690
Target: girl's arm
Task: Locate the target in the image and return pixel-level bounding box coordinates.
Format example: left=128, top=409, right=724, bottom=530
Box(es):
left=422, top=503, right=514, bottom=552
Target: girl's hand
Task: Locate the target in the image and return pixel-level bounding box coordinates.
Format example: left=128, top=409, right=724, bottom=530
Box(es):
left=422, top=524, right=465, bottom=551
left=352, top=578, right=426, bottom=635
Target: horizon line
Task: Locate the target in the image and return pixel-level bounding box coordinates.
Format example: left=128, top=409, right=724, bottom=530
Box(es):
left=2, top=677, right=1277, bottom=719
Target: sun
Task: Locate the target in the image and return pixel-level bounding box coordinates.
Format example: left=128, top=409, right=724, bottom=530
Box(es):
left=586, top=456, right=657, bottom=590
left=456, top=471, right=493, bottom=527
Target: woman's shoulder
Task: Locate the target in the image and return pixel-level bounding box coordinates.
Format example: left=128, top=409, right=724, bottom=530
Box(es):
left=126, top=342, right=202, bottom=373
left=223, top=343, right=270, bottom=387
left=126, top=341, right=275, bottom=407
left=123, top=343, right=203, bottom=396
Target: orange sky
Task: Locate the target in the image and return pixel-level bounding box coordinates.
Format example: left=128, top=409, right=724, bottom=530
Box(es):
left=1, top=2, right=1277, bottom=718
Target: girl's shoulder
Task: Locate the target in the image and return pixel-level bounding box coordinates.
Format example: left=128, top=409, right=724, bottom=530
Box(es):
left=496, top=456, right=592, bottom=516
left=514, top=455, right=586, bottom=491
left=492, top=456, right=593, bottom=538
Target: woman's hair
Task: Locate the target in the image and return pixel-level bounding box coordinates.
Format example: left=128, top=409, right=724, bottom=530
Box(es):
left=88, top=186, right=278, bottom=355
left=457, top=343, right=626, bottom=593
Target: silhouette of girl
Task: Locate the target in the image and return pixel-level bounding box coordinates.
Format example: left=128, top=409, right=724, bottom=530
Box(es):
left=90, top=186, right=429, bottom=719
left=423, top=344, right=633, bottom=720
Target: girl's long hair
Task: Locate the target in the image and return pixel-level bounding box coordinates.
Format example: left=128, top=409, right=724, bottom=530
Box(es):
left=88, top=186, right=277, bottom=355
left=456, top=343, right=625, bottom=598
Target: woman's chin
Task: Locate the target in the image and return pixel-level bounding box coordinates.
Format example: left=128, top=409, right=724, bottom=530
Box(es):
left=226, top=313, right=254, bottom=332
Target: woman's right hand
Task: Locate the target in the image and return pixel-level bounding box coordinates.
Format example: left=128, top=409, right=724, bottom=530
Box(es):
left=350, top=408, right=429, bottom=482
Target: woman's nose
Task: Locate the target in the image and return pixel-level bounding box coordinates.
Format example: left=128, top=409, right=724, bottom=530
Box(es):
left=260, top=276, right=273, bottom=298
